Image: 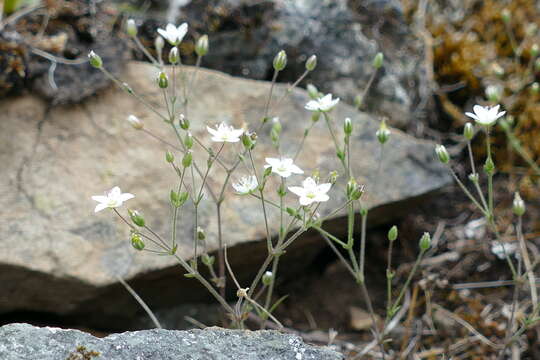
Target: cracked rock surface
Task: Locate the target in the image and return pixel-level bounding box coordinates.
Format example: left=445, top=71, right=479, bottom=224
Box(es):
left=0, top=62, right=450, bottom=328
left=0, top=323, right=343, bottom=360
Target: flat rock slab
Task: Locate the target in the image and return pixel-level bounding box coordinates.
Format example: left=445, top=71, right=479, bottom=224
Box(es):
left=0, top=323, right=343, bottom=360
left=0, top=62, right=450, bottom=325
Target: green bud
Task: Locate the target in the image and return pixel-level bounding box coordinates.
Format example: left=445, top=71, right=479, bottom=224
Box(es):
left=307, top=84, right=319, bottom=99
left=182, top=151, right=193, bottom=168
left=277, top=183, right=287, bottom=197
left=354, top=95, right=363, bottom=109
left=347, top=178, right=364, bottom=200
left=419, top=232, right=431, bottom=251
left=197, top=226, right=206, bottom=241
left=305, top=55, right=317, bottom=71
left=273, top=50, right=287, bottom=71
left=262, top=271, right=273, bottom=286
left=468, top=173, right=479, bottom=183
left=329, top=171, right=339, bottom=184
left=130, top=232, right=145, bottom=251
left=128, top=209, right=145, bottom=227
left=530, top=82, right=539, bottom=95
left=435, top=145, right=450, bottom=164
left=196, top=35, right=209, bottom=56
left=464, top=122, right=474, bottom=141
left=202, top=254, right=215, bottom=266
left=88, top=51, right=102, bottom=68
left=360, top=207, right=368, bottom=216
left=241, top=132, right=256, bottom=150
left=311, top=112, right=321, bottom=122
left=155, top=36, right=164, bottom=54
left=263, top=166, right=272, bottom=178
left=485, top=85, right=502, bottom=103
left=501, top=8, right=511, bottom=23
left=344, top=117, right=353, bottom=136
left=372, top=52, right=384, bottom=69
left=531, top=44, right=539, bottom=58
left=157, top=71, right=168, bottom=89
left=184, top=133, right=194, bottom=149
left=484, top=157, right=495, bottom=175
left=388, top=225, right=398, bottom=242
left=169, top=47, right=179, bottom=64
left=170, top=190, right=189, bottom=207
left=513, top=192, right=526, bottom=216
left=126, top=19, right=137, bottom=37
left=179, top=114, right=189, bottom=130
left=376, top=120, right=390, bottom=144
left=165, top=151, right=175, bottom=163
left=286, top=207, right=297, bottom=217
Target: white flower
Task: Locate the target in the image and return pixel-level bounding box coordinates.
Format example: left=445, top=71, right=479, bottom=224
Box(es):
left=289, top=177, right=331, bottom=206
left=465, top=104, right=506, bottom=126
left=127, top=115, right=143, bottom=129
left=232, top=175, right=258, bottom=194
left=157, top=23, right=188, bottom=45
left=206, top=122, right=244, bottom=142
left=491, top=242, right=518, bottom=260
left=264, top=158, right=303, bottom=178
left=92, top=186, right=134, bottom=213
left=305, top=93, right=340, bottom=112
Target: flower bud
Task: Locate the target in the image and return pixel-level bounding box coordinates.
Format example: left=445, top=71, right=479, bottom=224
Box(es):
left=376, top=120, right=390, bottom=144
left=484, top=157, right=495, bottom=175
left=170, top=190, right=189, bottom=207
left=128, top=209, right=145, bottom=227
left=197, top=227, right=206, bottom=241
left=531, top=43, right=539, bottom=58
left=388, top=225, right=398, bottom=242
left=202, top=253, right=215, bottom=266
left=485, top=84, right=502, bottom=103
left=307, top=84, right=319, bottom=99
left=131, top=232, right=145, bottom=250
left=311, top=112, right=321, bottom=123
left=273, top=50, right=287, bottom=71
left=127, top=115, right=144, bottom=130
left=468, top=173, right=479, bottom=183
left=372, top=52, right=384, bottom=69
left=155, top=36, right=164, bottom=54
left=179, top=114, right=190, bottom=130
left=491, top=63, right=505, bottom=77
left=419, top=232, right=431, bottom=251
left=513, top=192, right=526, bottom=216
left=435, top=145, right=450, bottom=164
left=344, top=117, right=353, bottom=136
left=262, top=271, right=273, bottom=286
left=501, top=9, right=511, bottom=23
left=169, top=47, right=179, bottom=64
left=241, top=132, right=256, bottom=150
left=464, top=122, right=474, bottom=140
left=126, top=19, right=137, bottom=37
left=329, top=170, right=339, bottom=184
left=354, top=95, right=363, bottom=109
left=347, top=179, right=364, bottom=200
left=184, top=132, right=194, bottom=149
left=305, top=55, right=317, bottom=71
left=165, top=151, right=174, bottom=163
left=157, top=71, right=168, bottom=89
left=196, top=35, right=209, bottom=56
left=530, top=82, right=539, bottom=95
left=88, top=51, right=102, bottom=68
left=182, top=151, right=193, bottom=168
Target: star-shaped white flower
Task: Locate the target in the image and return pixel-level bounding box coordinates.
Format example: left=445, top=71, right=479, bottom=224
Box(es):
left=491, top=242, right=518, bottom=260
left=157, top=23, right=188, bottom=45
left=207, top=122, right=244, bottom=142
left=232, top=175, right=258, bottom=194
left=305, top=93, right=340, bottom=112
left=465, top=104, right=506, bottom=126
left=92, top=186, right=134, bottom=213
left=289, top=177, right=331, bottom=206
left=265, top=158, right=304, bottom=178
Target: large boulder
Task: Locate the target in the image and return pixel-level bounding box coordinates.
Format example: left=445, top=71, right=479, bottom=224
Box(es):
left=0, top=62, right=450, bottom=328
left=0, top=323, right=343, bottom=360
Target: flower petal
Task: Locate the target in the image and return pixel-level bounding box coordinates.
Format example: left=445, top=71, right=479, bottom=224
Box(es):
left=317, top=183, right=332, bottom=194
left=119, top=193, right=135, bottom=202
left=288, top=186, right=307, bottom=197
left=94, top=203, right=108, bottom=213
left=91, top=195, right=108, bottom=203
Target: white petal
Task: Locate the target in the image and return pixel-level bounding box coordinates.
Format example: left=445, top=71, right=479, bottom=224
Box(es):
left=289, top=164, right=304, bottom=174
left=305, top=101, right=319, bottom=110
left=157, top=28, right=168, bottom=39
left=265, top=158, right=281, bottom=167
left=473, top=104, right=485, bottom=115
left=288, top=186, right=307, bottom=197
left=109, top=187, right=121, bottom=197
left=317, top=183, right=332, bottom=194
left=207, top=126, right=219, bottom=136
left=91, top=195, right=108, bottom=203
left=299, top=196, right=314, bottom=206
left=464, top=112, right=479, bottom=121
left=314, top=193, right=330, bottom=202
left=495, top=110, right=506, bottom=119
left=176, top=23, right=188, bottom=42
left=119, top=193, right=135, bottom=202
left=94, top=203, right=108, bottom=213
left=231, top=129, right=244, bottom=138
left=302, top=177, right=317, bottom=189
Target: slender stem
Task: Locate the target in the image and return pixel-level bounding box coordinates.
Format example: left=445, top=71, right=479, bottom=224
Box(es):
left=263, top=70, right=279, bottom=119
left=249, top=150, right=273, bottom=253
left=116, top=276, right=162, bottom=329
left=359, top=209, right=368, bottom=278
left=485, top=129, right=494, bottom=215
left=132, top=36, right=160, bottom=67
left=449, top=167, right=489, bottom=217
left=517, top=216, right=538, bottom=307
left=386, top=240, right=395, bottom=314
left=389, top=249, right=427, bottom=317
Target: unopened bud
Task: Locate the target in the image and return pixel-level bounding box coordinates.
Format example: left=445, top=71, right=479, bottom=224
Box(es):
left=530, top=82, right=539, bottom=94
left=307, top=84, right=319, bottom=99
left=262, top=271, right=273, bottom=286
left=184, top=132, right=194, bottom=149
left=202, top=253, right=215, bottom=266
left=196, top=35, right=209, bottom=56
left=501, top=9, right=511, bottom=23
left=182, top=151, right=193, bottom=168
left=157, top=72, right=168, bottom=88
left=344, top=117, right=353, bottom=135
left=468, top=173, right=479, bottom=183
left=127, top=115, right=144, bottom=130
left=435, top=145, right=450, bottom=164
left=464, top=122, right=474, bottom=140
left=165, top=151, right=174, bottom=163
left=531, top=43, right=539, bottom=58
left=130, top=233, right=145, bottom=251
left=179, top=114, right=190, bottom=130
left=329, top=170, right=339, bottom=184
left=372, top=52, right=384, bottom=69
left=485, top=85, right=502, bottom=103
left=388, top=225, right=398, bottom=242
left=305, top=55, right=317, bottom=71
left=128, top=209, right=145, bottom=227
left=419, top=232, right=431, bottom=251
left=155, top=36, right=164, bottom=54
left=241, top=132, right=256, bottom=150
left=273, top=50, right=287, bottom=71
left=88, top=51, right=102, bottom=68
left=376, top=120, right=390, bottom=144
left=126, top=19, right=137, bottom=37
left=311, top=112, right=321, bottom=123
left=513, top=192, right=526, bottom=216
left=197, top=226, right=206, bottom=240
left=484, top=157, right=495, bottom=175
left=169, top=47, right=179, bottom=64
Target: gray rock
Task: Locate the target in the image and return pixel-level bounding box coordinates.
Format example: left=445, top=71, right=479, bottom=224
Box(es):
left=169, top=0, right=423, bottom=128
left=0, top=323, right=343, bottom=360
left=0, top=62, right=450, bottom=327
